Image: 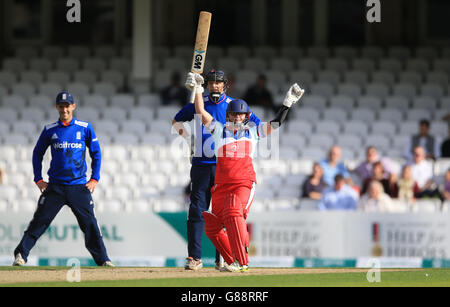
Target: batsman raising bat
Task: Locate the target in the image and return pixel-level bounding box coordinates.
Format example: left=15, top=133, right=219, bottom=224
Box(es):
left=186, top=72, right=305, bottom=272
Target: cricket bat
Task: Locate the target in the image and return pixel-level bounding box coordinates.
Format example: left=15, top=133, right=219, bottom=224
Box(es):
left=189, top=11, right=212, bottom=103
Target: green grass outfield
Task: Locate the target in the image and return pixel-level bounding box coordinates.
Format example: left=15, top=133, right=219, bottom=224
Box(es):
left=1, top=267, right=450, bottom=287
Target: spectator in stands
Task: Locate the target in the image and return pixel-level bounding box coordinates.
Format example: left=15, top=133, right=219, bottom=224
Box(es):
left=396, top=165, right=420, bottom=202
left=160, top=71, right=189, bottom=106
left=353, top=146, right=393, bottom=182
left=318, top=174, right=359, bottom=210
left=409, top=146, right=440, bottom=199
left=301, top=162, right=328, bottom=200
left=319, top=145, right=351, bottom=187
left=403, top=119, right=440, bottom=161
left=441, top=125, right=450, bottom=158
left=361, top=161, right=397, bottom=197
left=358, top=180, right=394, bottom=212
left=243, top=74, right=276, bottom=112
left=440, top=169, right=450, bottom=201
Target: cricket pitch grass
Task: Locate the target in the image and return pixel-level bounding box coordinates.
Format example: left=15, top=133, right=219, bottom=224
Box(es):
left=0, top=267, right=449, bottom=287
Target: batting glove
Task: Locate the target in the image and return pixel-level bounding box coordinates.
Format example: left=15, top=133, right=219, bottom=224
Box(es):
left=283, top=83, right=305, bottom=108
left=185, top=72, right=204, bottom=94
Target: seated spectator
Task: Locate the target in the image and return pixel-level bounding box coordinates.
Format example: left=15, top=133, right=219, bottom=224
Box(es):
left=441, top=125, right=450, bottom=158
left=361, top=161, right=397, bottom=197
left=243, top=74, right=276, bottom=112
left=318, top=174, right=359, bottom=210
left=302, top=162, right=328, bottom=200
left=353, top=146, right=393, bottom=182
left=403, top=119, right=441, bottom=161
left=396, top=165, right=420, bottom=202
left=358, top=180, right=394, bottom=212
left=160, top=71, right=189, bottom=106
left=319, top=145, right=351, bottom=187
left=410, top=146, right=441, bottom=199
left=439, top=169, right=450, bottom=201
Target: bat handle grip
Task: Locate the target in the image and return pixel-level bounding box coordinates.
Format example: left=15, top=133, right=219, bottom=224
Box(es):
left=189, top=87, right=196, bottom=104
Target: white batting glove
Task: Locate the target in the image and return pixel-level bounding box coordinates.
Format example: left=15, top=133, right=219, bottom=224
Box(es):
left=283, top=83, right=305, bottom=108
left=185, top=72, right=204, bottom=94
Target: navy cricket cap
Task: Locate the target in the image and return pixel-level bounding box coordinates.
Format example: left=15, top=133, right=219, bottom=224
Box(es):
left=56, top=91, right=74, bottom=104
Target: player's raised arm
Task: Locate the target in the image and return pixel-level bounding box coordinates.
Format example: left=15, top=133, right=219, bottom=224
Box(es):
left=263, top=83, right=305, bottom=136
left=186, top=72, right=214, bottom=127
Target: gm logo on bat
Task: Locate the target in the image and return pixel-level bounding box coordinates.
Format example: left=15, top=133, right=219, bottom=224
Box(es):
left=193, top=49, right=205, bottom=72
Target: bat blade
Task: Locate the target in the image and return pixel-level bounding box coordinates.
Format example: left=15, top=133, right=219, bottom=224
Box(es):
left=191, top=11, right=212, bottom=74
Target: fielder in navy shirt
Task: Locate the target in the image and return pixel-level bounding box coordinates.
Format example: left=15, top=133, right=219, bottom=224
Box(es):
left=13, top=91, right=113, bottom=267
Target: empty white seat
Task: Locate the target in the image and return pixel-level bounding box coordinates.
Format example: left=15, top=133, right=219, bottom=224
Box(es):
left=337, top=83, right=362, bottom=99
left=281, top=134, right=307, bottom=150
left=42, top=46, right=65, bottom=58
left=75, top=107, right=99, bottom=123
left=83, top=95, right=108, bottom=108
left=351, top=108, right=376, bottom=122
left=149, top=119, right=173, bottom=134
left=329, top=95, right=355, bottom=110
left=357, top=95, right=382, bottom=110
left=336, top=134, right=362, bottom=150
left=392, top=83, right=417, bottom=100
left=217, top=57, right=241, bottom=73
left=280, top=46, right=303, bottom=60
left=343, top=120, right=369, bottom=136
left=128, top=106, right=155, bottom=121
left=112, top=133, right=139, bottom=145
left=19, top=108, right=46, bottom=122
left=434, top=159, right=450, bottom=176
left=2, top=133, right=29, bottom=145
left=68, top=46, right=91, bottom=59
left=93, top=82, right=116, bottom=97
left=140, top=133, right=167, bottom=146
left=265, top=70, right=287, bottom=89
left=379, top=59, right=403, bottom=76
left=254, top=46, right=277, bottom=59
left=405, top=108, right=431, bottom=121
left=298, top=58, right=321, bottom=74
left=426, top=71, right=448, bottom=89
left=152, top=69, right=173, bottom=91
left=94, top=120, right=119, bottom=134
left=94, top=45, right=117, bottom=58
left=0, top=185, right=18, bottom=202
left=109, top=57, right=131, bottom=75
left=157, top=106, right=181, bottom=120
left=293, top=107, right=320, bottom=122
left=384, top=96, right=409, bottom=111
left=317, top=70, right=341, bottom=87
left=411, top=199, right=440, bottom=213
left=29, top=58, right=53, bottom=73
left=308, top=133, right=335, bottom=148
left=270, top=58, right=294, bottom=71
left=82, top=57, right=107, bottom=73
left=38, top=83, right=62, bottom=98
left=287, top=121, right=313, bottom=135
left=310, top=83, right=334, bottom=99
left=306, top=46, right=330, bottom=60
left=387, top=46, right=410, bottom=62
left=371, top=71, right=395, bottom=87
left=334, top=46, right=357, bottom=61
left=370, top=121, right=397, bottom=136
left=406, top=59, right=430, bottom=75
left=56, top=58, right=80, bottom=71
left=73, top=70, right=97, bottom=84
left=415, top=46, right=438, bottom=61
left=120, top=119, right=146, bottom=135
left=430, top=121, right=448, bottom=138
left=361, top=47, right=384, bottom=61
left=412, top=96, right=437, bottom=109
left=101, top=106, right=126, bottom=121
left=398, top=71, right=423, bottom=88
left=101, top=70, right=125, bottom=89
left=365, top=83, right=390, bottom=99
left=301, top=95, right=326, bottom=110
left=397, top=121, right=418, bottom=135
left=2, top=95, right=26, bottom=109
left=324, top=58, right=348, bottom=74
left=20, top=71, right=44, bottom=87
left=46, top=71, right=71, bottom=87
left=299, top=198, right=319, bottom=211
left=344, top=71, right=368, bottom=87
left=2, top=58, right=26, bottom=73
left=0, top=71, right=17, bottom=88
left=289, top=70, right=314, bottom=88
left=243, top=58, right=268, bottom=71
left=11, top=82, right=35, bottom=98
left=0, top=108, right=18, bottom=123
left=321, top=108, right=348, bottom=121
left=67, top=82, right=90, bottom=98
left=421, top=83, right=444, bottom=100
left=110, top=94, right=135, bottom=108
left=352, top=58, right=376, bottom=74
left=364, top=134, right=390, bottom=149
left=378, top=108, right=404, bottom=122
left=235, top=70, right=258, bottom=84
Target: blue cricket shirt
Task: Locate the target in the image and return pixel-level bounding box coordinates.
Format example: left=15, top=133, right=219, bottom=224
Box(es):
left=32, top=117, right=101, bottom=185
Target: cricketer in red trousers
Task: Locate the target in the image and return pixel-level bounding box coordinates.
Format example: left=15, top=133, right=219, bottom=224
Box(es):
left=186, top=72, right=305, bottom=272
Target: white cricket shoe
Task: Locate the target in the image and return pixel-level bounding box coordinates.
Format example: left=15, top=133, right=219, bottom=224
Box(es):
left=102, top=261, right=115, bottom=267
left=222, top=260, right=249, bottom=273
left=13, top=253, right=26, bottom=266
left=185, top=257, right=203, bottom=271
